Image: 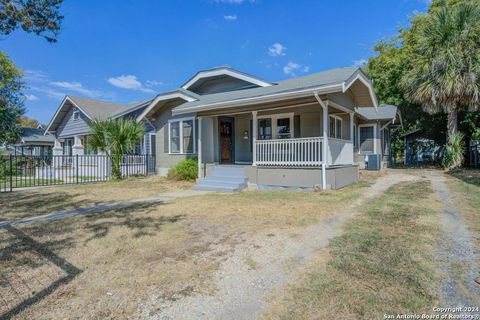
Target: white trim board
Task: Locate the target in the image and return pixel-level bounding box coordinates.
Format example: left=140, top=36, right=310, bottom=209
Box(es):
left=168, top=116, right=196, bottom=155
left=136, top=92, right=198, bottom=122
left=182, top=68, right=273, bottom=90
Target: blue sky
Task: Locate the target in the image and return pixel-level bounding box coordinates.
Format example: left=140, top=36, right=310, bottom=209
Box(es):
left=2, top=0, right=429, bottom=124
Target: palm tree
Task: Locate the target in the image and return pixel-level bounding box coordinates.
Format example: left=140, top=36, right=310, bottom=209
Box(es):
left=88, top=118, right=144, bottom=180
left=401, top=2, right=480, bottom=136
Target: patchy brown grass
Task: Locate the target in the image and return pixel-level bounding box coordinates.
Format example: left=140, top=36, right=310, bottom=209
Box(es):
left=445, top=169, right=480, bottom=249
left=262, top=180, right=442, bottom=320
left=0, top=176, right=194, bottom=221
left=1, top=172, right=380, bottom=319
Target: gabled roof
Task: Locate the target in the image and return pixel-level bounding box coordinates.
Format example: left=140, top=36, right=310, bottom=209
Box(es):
left=136, top=89, right=201, bottom=121
left=173, top=67, right=375, bottom=115
left=67, top=96, right=128, bottom=120
left=355, top=104, right=398, bottom=120
left=181, top=66, right=274, bottom=90
left=18, top=127, right=55, bottom=144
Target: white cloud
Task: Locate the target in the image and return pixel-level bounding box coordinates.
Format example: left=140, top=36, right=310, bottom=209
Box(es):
left=26, top=70, right=113, bottom=100
left=24, top=94, right=39, bottom=101
left=30, top=86, right=66, bottom=100
left=283, top=61, right=310, bottom=76
left=145, top=80, right=163, bottom=87
left=224, top=14, right=237, bottom=21
left=353, top=58, right=368, bottom=68
left=268, top=43, right=286, bottom=57
left=51, top=81, right=104, bottom=98
left=107, top=75, right=154, bottom=93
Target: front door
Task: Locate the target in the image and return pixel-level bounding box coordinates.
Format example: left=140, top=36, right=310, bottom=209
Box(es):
left=219, top=117, right=234, bottom=163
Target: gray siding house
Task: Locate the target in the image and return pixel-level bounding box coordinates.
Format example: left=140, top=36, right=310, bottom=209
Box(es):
left=137, top=67, right=400, bottom=190
left=44, top=66, right=400, bottom=190
left=45, top=96, right=156, bottom=157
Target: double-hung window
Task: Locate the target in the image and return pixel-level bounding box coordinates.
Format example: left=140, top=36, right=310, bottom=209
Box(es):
left=329, top=115, right=342, bottom=139
left=169, top=118, right=195, bottom=154
left=257, top=113, right=294, bottom=140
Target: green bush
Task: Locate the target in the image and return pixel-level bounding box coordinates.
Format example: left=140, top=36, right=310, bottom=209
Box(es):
left=442, top=132, right=465, bottom=170
left=472, top=128, right=480, bottom=142
left=167, top=157, right=198, bottom=180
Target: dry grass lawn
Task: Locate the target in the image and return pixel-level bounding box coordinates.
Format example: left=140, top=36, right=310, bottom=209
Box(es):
left=261, top=179, right=442, bottom=319
left=0, top=176, right=194, bottom=221
left=0, top=172, right=380, bottom=319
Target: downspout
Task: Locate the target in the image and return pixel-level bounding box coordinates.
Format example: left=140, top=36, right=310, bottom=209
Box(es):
left=314, top=92, right=328, bottom=190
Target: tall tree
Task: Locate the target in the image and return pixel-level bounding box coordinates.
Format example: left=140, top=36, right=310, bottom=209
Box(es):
left=0, top=0, right=63, bottom=42
left=19, top=115, right=39, bottom=128
left=0, top=51, right=24, bottom=144
left=88, top=118, right=144, bottom=180
left=401, top=2, right=480, bottom=136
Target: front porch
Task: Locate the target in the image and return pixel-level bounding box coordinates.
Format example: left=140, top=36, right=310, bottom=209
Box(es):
left=196, top=95, right=359, bottom=190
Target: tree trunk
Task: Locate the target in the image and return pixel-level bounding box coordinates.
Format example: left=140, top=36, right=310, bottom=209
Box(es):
left=447, top=109, right=458, bottom=136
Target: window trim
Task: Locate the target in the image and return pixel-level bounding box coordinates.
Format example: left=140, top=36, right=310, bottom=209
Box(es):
left=168, top=117, right=196, bottom=155
left=72, top=110, right=80, bottom=121
left=357, top=123, right=377, bottom=154
left=257, top=112, right=294, bottom=139
left=329, top=115, right=343, bottom=139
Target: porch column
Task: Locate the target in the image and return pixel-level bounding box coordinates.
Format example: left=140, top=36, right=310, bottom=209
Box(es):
left=350, top=113, right=354, bottom=142
left=350, top=113, right=355, bottom=165
left=52, top=139, right=63, bottom=156
left=314, top=92, right=329, bottom=190
left=197, top=116, right=203, bottom=179
left=72, top=135, right=84, bottom=156
left=252, top=111, right=257, bottom=166
left=322, top=101, right=329, bottom=180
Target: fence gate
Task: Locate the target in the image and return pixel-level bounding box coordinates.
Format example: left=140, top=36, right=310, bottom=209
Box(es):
left=0, top=155, right=156, bottom=193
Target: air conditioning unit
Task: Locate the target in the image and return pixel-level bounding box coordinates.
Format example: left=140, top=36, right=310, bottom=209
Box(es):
left=366, top=154, right=381, bottom=170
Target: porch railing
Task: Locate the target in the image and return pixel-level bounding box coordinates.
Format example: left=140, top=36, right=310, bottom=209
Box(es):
left=255, top=137, right=323, bottom=166
left=254, top=136, right=354, bottom=167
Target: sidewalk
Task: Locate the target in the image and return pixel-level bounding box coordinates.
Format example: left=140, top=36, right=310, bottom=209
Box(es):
left=0, top=189, right=211, bottom=229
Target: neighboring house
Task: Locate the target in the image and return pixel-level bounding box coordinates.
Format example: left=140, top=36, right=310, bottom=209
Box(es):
left=402, top=129, right=443, bottom=166
left=12, top=127, right=55, bottom=158
left=45, top=96, right=156, bottom=157
left=44, top=66, right=400, bottom=190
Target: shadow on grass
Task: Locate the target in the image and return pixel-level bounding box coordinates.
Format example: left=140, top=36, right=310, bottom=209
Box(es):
left=447, top=169, right=480, bottom=187
left=0, top=200, right=185, bottom=319
left=82, top=203, right=185, bottom=242
left=0, top=227, right=82, bottom=320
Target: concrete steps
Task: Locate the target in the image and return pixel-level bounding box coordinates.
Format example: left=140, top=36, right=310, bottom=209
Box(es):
left=193, top=166, right=248, bottom=192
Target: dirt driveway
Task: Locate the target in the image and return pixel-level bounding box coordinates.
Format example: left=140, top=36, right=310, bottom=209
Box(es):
left=146, top=171, right=420, bottom=320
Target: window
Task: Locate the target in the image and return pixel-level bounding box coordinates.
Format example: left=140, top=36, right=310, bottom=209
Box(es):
left=276, top=118, right=291, bottom=139
left=257, top=113, right=294, bottom=140
left=329, top=115, right=342, bottom=139
left=72, top=110, right=80, bottom=121
left=169, top=118, right=195, bottom=154
left=359, top=125, right=375, bottom=153
left=183, top=120, right=194, bottom=153
left=258, top=119, right=272, bottom=140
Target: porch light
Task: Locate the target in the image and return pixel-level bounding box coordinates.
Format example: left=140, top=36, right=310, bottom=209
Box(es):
left=243, top=130, right=249, bottom=140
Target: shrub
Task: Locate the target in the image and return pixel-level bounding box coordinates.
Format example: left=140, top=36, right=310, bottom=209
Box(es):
left=167, top=158, right=197, bottom=180
left=472, top=128, right=480, bottom=142
left=442, top=132, right=465, bottom=170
